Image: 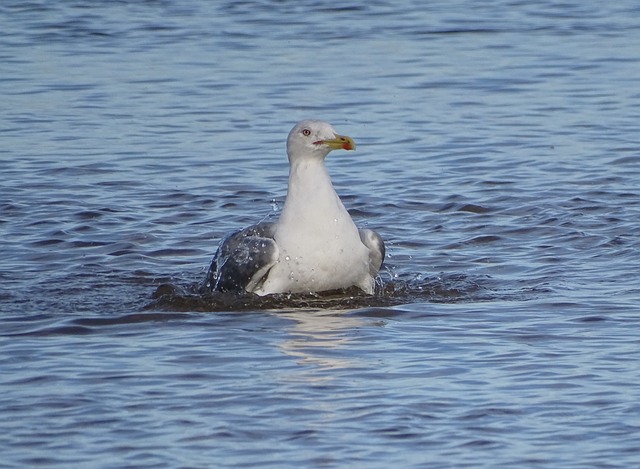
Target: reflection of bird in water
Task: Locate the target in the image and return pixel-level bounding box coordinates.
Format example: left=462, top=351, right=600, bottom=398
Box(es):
left=203, top=120, right=385, bottom=296
left=278, top=310, right=367, bottom=373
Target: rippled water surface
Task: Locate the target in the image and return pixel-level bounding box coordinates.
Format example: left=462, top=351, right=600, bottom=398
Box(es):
left=2, top=1, right=640, bottom=467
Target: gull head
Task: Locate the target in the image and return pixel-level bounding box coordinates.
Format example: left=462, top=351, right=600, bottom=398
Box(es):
left=287, top=120, right=356, bottom=163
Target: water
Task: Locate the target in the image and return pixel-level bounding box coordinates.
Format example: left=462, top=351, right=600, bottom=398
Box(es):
left=2, top=1, right=640, bottom=467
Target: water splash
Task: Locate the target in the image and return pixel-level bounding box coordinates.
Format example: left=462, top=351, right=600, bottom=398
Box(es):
left=147, top=272, right=536, bottom=312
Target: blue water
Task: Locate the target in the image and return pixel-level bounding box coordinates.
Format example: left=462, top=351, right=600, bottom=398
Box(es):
left=2, top=1, right=640, bottom=467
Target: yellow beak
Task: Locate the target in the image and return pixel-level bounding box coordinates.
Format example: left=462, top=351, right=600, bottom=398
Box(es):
left=316, top=134, right=356, bottom=151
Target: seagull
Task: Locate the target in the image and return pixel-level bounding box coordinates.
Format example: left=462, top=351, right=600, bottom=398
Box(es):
left=203, top=120, right=385, bottom=296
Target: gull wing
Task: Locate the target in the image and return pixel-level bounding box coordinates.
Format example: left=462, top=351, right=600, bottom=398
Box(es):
left=203, top=222, right=279, bottom=293
left=359, top=228, right=385, bottom=277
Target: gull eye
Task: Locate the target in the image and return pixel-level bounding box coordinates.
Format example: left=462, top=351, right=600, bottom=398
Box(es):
left=302, top=129, right=311, bottom=136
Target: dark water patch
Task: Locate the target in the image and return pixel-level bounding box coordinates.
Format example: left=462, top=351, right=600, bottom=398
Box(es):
left=2, top=312, right=194, bottom=338
left=457, top=203, right=494, bottom=214
left=72, top=311, right=191, bottom=327
left=28, top=238, right=66, bottom=247
left=611, top=156, right=640, bottom=165
left=4, top=324, right=95, bottom=337
left=443, top=235, right=503, bottom=249
left=146, top=248, right=204, bottom=258
left=147, top=272, right=535, bottom=313
left=33, top=325, right=95, bottom=336
left=572, top=315, right=608, bottom=323
left=68, top=239, right=112, bottom=248
left=73, top=209, right=106, bottom=220
left=346, top=307, right=415, bottom=320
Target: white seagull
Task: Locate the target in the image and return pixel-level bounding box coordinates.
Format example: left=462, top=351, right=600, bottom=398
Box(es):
left=203, top=120, right=385, bottom=296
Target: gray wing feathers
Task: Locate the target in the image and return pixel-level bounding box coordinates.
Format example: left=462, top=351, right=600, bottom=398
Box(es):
left=359, top=228, right=385, bottom=277
left=203, top=222, right=279, bottom=293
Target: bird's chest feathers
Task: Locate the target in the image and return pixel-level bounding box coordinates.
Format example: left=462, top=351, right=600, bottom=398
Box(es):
left=276, top=163, right=362, bottom=258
